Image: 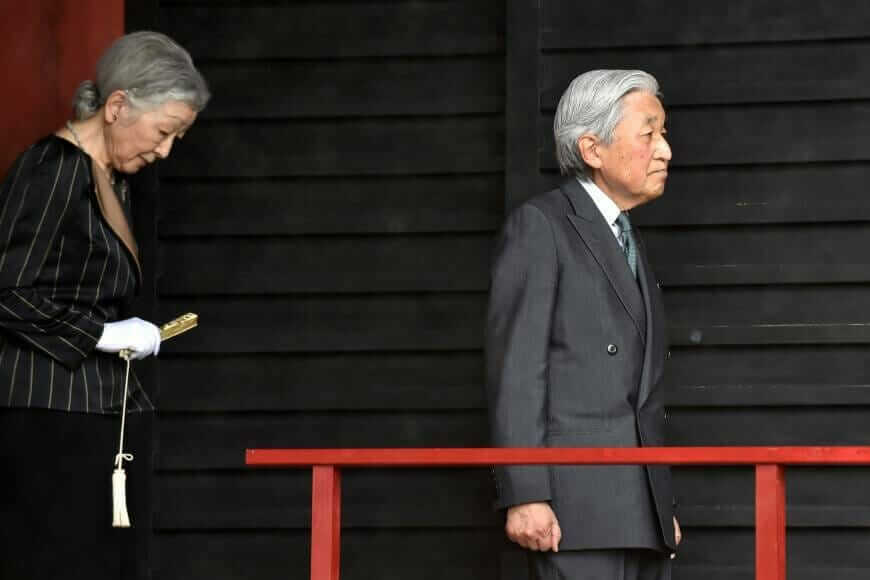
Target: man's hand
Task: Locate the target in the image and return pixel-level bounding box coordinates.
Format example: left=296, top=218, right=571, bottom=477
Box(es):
left=670, top=516, right=683, bottom=559
left=505, top=502, right=562, bottom=552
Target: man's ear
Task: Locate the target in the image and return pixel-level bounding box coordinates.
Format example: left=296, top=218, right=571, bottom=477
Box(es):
left=577, top=135, right=602, bottom=169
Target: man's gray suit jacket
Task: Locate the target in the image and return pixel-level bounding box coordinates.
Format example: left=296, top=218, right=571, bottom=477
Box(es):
left=485, top=178, right=675, bottom=552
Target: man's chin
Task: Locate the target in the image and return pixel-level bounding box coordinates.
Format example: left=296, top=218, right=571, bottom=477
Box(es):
left=639, top=187, right=666, bottom=205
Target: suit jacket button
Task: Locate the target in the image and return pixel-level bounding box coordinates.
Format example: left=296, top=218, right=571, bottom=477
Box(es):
left=607, top=344, right=618, bottom=355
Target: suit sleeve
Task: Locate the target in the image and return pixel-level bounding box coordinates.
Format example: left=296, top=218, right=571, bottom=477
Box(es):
left=485, top=203, right=558, bottom=509
left=0, top=146, right=103, bottom=369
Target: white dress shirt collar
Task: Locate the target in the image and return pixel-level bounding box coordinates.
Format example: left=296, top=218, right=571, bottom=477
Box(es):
left=576, top=176, right=623, bottom=241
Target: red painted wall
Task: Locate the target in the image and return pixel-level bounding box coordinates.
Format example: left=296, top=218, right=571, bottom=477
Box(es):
left=0, top=0, right=123, bottom=173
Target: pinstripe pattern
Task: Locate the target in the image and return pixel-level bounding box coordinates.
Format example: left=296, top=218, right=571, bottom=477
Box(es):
left=8, top=347, right=20, bottom=405
left=0, top=136, right=153, bottom=414
left=27, top=350, right=34, bottom=406
left=0, top=182, right=31, bottom=274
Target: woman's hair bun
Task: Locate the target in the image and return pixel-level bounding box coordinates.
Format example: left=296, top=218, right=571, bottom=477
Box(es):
left=72, top=80, right=101, bottom=121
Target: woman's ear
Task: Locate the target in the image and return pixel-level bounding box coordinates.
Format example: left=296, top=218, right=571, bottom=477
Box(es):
left=103, top=90, right=128, bottom=124
left=577, top=135, right=602, bottom=169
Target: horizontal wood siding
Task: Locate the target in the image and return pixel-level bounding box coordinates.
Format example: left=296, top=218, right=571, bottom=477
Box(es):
left=131, top=1, right=870, bottom=578
left=150, top=1, right=504, bottom=578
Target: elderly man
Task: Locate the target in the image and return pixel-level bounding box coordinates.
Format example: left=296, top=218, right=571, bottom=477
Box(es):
left=485, top=70, right=681, bottom=580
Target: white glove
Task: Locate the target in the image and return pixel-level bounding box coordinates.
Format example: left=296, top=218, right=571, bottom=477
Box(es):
left=96, top=317, right=161, bottom=359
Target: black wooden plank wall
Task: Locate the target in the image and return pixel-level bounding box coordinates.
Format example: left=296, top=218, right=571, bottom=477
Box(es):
left=145, top=1, right=505, bottom=579
left=523, top=2, right=870, bottom=579
left=127, top=1, right=870, bottom=579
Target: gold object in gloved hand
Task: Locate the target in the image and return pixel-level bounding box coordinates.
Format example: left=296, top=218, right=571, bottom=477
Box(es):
left=160, top=312, right=199, bottom=341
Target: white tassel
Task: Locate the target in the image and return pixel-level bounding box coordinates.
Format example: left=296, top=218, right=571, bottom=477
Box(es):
left=112, top=350, right=134, bottom=528
left=112, top=466, right=131, bottom=528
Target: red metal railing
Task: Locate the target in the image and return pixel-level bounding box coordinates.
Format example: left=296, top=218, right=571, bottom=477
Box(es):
left=245, top=446, right=870, bottom=580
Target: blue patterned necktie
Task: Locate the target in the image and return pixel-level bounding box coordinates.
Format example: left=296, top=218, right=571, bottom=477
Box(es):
left=616, top=212, right=637, bottom=278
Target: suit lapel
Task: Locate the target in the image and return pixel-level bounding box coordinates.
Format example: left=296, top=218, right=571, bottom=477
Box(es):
left=635, top=231, right=665, bottom=407
left=560, top=179, right=646, bottom=343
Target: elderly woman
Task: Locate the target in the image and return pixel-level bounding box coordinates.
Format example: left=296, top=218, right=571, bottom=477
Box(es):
left=0, top=31, right=208, bottom=579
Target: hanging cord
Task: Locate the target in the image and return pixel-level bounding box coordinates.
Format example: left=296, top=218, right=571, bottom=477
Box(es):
left=112, top=349, right=134, bottom=528
left=115, top=349, right=134, bottom=469
left=109, top=314, right=198, bottom=528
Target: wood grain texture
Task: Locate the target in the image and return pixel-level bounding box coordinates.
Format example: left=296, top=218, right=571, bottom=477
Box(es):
left=157, top=352, right=484, bottom=411
left=160, top=1, right=504, bottom=59
left=200, top=57, right=503, bottom=119
left=541, top=41, right=870, bottom=108
left=664, top=285, right=870, bottom=345
left=155, top=529, right=503, bottom=580
left=634, top=164, right=870, bottom=225
left=673, top=528, right=870, bottom=577
left=163, top=116, right=504, bottom=177
left=668, top=406, right=870, bottom=445
left=542, top=1, right=870, bottom=49
left=156, top=294, right=485, bottom=354
left=159, top=234, right=491, bottom=295
left=655, top=264, right=870, bottom=287
left=642, top=223, right=870, bottom=285
left=505, top=0, right=541, bottom=210
left=665, top=345, right=870, bottom=406
left=664, top=285, right=870, bottom=327
left=159, top=175, right=503, bottom=236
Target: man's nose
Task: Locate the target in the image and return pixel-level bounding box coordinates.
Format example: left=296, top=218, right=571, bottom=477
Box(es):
left=657, top=134, right=672, bottom=161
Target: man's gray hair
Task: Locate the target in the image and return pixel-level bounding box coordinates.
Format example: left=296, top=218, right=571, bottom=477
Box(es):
left=554, top=70, right=661, bottom=177
left=72, top=31, right=210, bottom=120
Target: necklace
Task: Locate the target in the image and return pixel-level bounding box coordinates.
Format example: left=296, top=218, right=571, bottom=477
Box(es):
left=65, top=120, right=115, bottom=182
left=66, top=121, right=127, bottom=202
left=65, top=121, right=87, bottom=155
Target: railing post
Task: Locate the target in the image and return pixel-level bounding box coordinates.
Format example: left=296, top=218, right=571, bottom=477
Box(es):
left=755, top=464, right=786, bottom=580
left=311, top=465, right=342, bottom=580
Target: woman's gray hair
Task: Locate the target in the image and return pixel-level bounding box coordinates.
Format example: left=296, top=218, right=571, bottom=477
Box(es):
left=72, top=31, right=210, bottom=120
left=554, top=70, right=661, bottom=177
